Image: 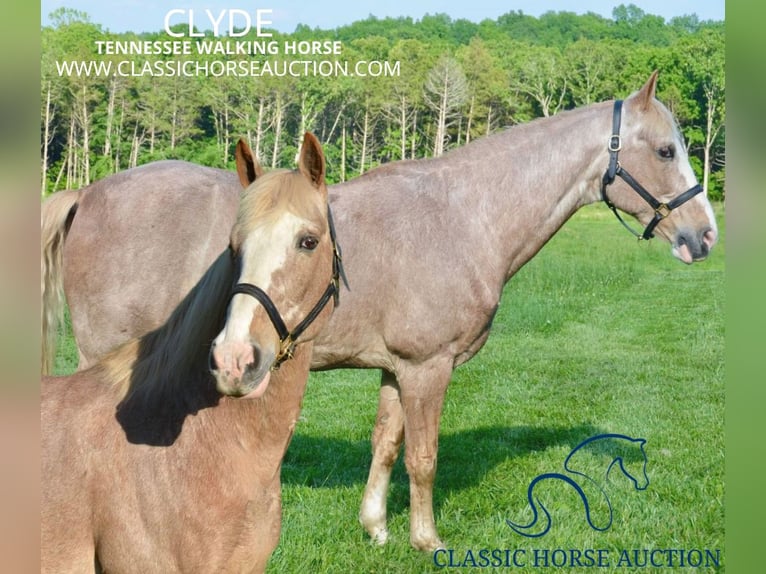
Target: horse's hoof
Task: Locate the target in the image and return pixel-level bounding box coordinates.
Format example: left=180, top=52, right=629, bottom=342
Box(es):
left=370, top=528, right=389, bottom=545
left=410, top=536, right=444, bottom=552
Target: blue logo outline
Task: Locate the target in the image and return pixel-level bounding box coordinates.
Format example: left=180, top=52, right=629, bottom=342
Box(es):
left=506, top=433, right=649, bottom=538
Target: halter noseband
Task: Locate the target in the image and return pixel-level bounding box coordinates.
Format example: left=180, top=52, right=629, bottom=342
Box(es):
left=229, top=205, right=348, bottom=371
left=601, top=99, right=703, bottom=240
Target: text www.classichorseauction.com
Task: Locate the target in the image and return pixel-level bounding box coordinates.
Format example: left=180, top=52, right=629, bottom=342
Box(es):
left=54, top=8, right=401, bottom=79
left=433, top=434, right=721, bottom=570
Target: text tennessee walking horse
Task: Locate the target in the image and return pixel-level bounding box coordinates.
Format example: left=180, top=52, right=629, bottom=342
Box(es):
left=41, top=73, right=717, bottom=551
left=41, top=134, right=343, bottom=573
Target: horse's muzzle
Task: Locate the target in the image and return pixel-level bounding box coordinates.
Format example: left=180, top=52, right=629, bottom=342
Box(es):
left=209, top=341, right=274, bottom=398
left=672, top=227, right=717, bottom=264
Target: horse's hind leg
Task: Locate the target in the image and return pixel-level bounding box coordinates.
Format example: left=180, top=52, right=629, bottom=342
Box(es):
left=399, top=356, right=452, bottom=551
left=359, top=370, right=404, bottom=545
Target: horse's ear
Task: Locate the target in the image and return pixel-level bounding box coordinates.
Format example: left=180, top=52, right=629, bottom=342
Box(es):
left=297, top=132, right=326, bottom=190
left=235, top=138, right=264, bottom=188
left=634, top=70, right=659, bottom=110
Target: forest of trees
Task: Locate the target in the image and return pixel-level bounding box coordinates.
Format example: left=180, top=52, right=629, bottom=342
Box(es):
left=40, top=4, right=725, bottom=199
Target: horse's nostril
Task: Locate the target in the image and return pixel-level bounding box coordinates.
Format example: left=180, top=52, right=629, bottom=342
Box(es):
left=208, top=345, right=219, bottom=372
left=242, top=363, right=260, bottom=387
left=703, top=228, right=717, bottom=249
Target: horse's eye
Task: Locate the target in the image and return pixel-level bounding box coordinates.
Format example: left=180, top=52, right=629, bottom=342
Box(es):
left=299, top=236, right=319, bottom=251
left=658, top=145, right=675, bottom=160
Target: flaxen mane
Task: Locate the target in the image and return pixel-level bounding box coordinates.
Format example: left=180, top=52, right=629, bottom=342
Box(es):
left=100, top=251, right=234, bottom=404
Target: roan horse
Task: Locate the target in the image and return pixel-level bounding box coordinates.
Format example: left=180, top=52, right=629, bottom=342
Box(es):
left=41, top=72, right=717, bottom=551
left=41, top=134, right=342, bottom=573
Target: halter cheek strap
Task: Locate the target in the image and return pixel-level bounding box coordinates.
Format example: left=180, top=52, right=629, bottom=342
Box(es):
left=601, top=100, right=703, bottom=240
left=230, top=278, right=337, bottom=369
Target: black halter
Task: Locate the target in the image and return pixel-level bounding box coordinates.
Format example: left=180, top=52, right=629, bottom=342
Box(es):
left=230, top=205, right=348, bottom=370
left=601, top=99, right=703, bottom=240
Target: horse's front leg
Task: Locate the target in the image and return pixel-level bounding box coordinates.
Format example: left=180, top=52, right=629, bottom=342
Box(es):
left=399, top=356, right=452, bottom=552
left=359, top=370, right=404, bottom=545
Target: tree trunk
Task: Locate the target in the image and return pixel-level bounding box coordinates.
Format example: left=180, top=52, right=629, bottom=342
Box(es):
left=465, top=95, right=474, bottom=145
left=114, top=98, right=125, bottom=171
left=434, top=77, right=448, bottom=157
left=411, top=109, right=418, bottom=159
left=254, top=97, right=265, bottom=162
left=130, top=123, right=140, bottom=168
left=66, top=113, right=75, bottom=189
left=41, top=81, right=52, bottom=197
left=702, top=89, right=723, bottom=195
left=271, top=94, right=284, bottom=169
left=400, top=95, right=407, bottom=160
left=81, top=86, right=91, bottom=184
left=359, top=104, right=370, bottom=175
left=170, top=88, right=178, bottom=151
left=325, top=104, right=346, bottom=145
left=486, top=104, right=493, bottom=136
left=222, top=106, right=230, bottom=165
left=341, top=122, right=346, bottom=182
left=104, top=77, right=117, bottom=158
left=149, top=113, right=156, bottom=156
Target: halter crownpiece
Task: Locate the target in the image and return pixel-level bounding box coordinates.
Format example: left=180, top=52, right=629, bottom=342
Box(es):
left=600, top=99, right=703, bottom=241
left=229, top=204, right=347, bottom=371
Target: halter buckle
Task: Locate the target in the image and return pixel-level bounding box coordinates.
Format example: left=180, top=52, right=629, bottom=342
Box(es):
left=272, top=336, right=295, bottom=371
left=608, top=135, right=622, bottom=152
left=655, top=203, right=671, bottom=219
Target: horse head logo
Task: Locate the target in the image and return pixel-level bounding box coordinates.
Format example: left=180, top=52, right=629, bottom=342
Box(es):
left=507, top=433, right=649, bottom=538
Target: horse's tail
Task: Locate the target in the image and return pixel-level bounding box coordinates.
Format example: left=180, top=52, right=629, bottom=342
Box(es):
left=41, top=189, right=80, bottom=375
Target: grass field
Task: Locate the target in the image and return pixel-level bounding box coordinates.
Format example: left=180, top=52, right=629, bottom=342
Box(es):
left=54, top=204, right=725, bottom=573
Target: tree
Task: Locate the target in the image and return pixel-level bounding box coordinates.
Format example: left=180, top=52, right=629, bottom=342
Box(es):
left=41, top=27, right=65, bottom=195
left=386, top=39, right=434, bottom=159
left=613, top=4, right=672, bottom=45
left=39, top=7, right=724, bottom=197
left=564, top=39, right=624, bottom=106
left=423, top=56, right=468, bottom=157
left=44, top=9, right=105, bottom=189
left=456, top=38, right=507, bottom=141
left=681, top=29, right=725, bottom=198
left=345, top=36, right=391, bottom=173
left=508, top=44, right=568, bottom=117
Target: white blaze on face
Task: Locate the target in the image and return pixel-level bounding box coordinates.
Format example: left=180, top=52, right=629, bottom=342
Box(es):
left=672, top=123, right=718, bottom=237
left=674, top=137, right=697, bottom=190
left=213, top=211, right=309, bottom=351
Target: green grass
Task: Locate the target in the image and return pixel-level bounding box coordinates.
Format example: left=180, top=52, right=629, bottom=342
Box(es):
left=54, top=204, right=725, bottom=573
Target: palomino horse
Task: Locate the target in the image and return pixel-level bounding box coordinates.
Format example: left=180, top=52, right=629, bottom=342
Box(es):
left=41, top=72, right=717, bottom=551
left=41, top=134, right=343, bottom=573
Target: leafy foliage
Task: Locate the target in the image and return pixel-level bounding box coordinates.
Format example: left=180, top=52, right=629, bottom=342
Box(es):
left=41, top=5, right=725, bottom=199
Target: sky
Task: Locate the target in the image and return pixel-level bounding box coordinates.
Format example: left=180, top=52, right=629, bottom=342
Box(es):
left=40, top=0, right=725, bottom=34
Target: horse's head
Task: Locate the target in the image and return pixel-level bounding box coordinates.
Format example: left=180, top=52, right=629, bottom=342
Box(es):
left=605, top=437, right=650, bottom=492
left=600, top=71, right=718, bottom=264
left=210, top=133, right=336, bottom=398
